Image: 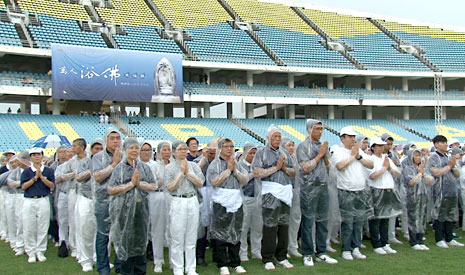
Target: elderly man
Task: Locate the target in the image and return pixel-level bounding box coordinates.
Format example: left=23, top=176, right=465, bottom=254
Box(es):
left=332, top=127, right=373, bottom=261
left=296, top=119, right=337, bottom=267
left=207, top=138, right=249, bottom=275
left=253, top=125, right=296, bottom=271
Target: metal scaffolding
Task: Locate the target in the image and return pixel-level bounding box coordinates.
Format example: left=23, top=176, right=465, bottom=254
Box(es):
left=434, top=74, right=444, bottom=130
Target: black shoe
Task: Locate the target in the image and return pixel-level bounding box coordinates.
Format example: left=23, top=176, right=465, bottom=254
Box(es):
left=58, top=241, right=68, bottom=258
left=197, top=258, right=208, bottom=266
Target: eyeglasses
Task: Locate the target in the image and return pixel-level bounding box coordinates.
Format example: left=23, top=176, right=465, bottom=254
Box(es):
left=222, top=145, right=234, bottom=148
left=140, top=149, right=152, bottom=152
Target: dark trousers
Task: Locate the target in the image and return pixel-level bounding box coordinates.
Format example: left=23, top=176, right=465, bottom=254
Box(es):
left=96, top=231, right=121, bottom=275
left=214, top=239, right=240, bottom=269
left=408, top=230, right=425, bottom=246
left=301, top=215, right=328, bottom=256
left=369, top=218, right=389, bottom=249
left=341, top=220, right=364, bottom=252
left=196, top=227, right=208, bottom=260
left=433, top=220, right=454, bottom=242
left=120, top=255, right=147, bottom=275
left=261, top=224, right=288, bottom=263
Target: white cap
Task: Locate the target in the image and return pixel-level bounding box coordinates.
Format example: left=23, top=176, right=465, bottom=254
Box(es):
left=197, top=145, right=204, bottom=151
left=340, top=126, right=357, bottom=136
left=448, top=138, right=460, bottom=147
left=370, top=137, right=387, bottom=148
left=29, top=147, right=44, bottom=155
left=5, top=149, right=15, bottom=155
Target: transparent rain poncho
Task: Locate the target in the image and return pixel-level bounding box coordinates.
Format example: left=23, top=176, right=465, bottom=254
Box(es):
left=109, top=159, right=155, bottom=261
left=206, top=150, right=248, bottom=244
left=76, top=157, right=93, bottom=199
left=296, top=119, right=330, bottom=222
left=164, top=157, right=205, bottom=197
left=425, top=150, right=460, bottom=222
left=401, top=149, right=429, bottom=234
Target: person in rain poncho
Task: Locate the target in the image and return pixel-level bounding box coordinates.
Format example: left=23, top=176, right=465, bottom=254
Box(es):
left=425, top=135, right=463, bottom=248
left=6, top=151, right=30, bottom=255
left=252, top=125, right=296, bottom=271
left=0, top=156, right=18, bottom=243
left=459, top=147, right=465, bottom=230
left=0, top=150, right=15, bottom=174
left=91, top=128, right=123, bottom=275
left=367, top=137, right=402, bottom=255
left=207, top=138, right=249, bottom=275
left=165, top=141, right=204, bottom=275
left=75, top=138, right=104, bottom=272
left=281, top=137, right=301, bottom=259
left=332, top=127, right=373, bottom=261
left=238, top=142, right=262, bottom=262
left=326, top=144, right=341, bottom=253
left=108, top=138, right=157, bottom=274
left=401, top=148, right=433, bottom=251
left=20, top=148, right=55, bottom=263
left=296, top=119, right=338, bottom=266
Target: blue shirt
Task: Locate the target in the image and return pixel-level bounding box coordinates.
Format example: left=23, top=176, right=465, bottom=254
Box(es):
left=21, top=166, right=55, bottom=198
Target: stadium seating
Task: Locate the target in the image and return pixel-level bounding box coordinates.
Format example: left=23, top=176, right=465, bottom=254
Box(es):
left=0, top=19, right=23, bottom=47
left=95, top=0, right=162, bottom=27
left=184, top=82, right=235, bottom=96
left=400, top=119, right=465, bottom=141
left=113, top=25, right=182, bottom=54
left=17, top=0, right=90, bottom=21
left=0, top=71, right=52, bottom=88
left=236, top=84, right=316, bottom=98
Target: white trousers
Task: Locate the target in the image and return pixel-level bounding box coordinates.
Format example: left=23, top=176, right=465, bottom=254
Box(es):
left=22, top=197, right=50, bottom=256
left=169, top=196, right=199, bottom=274
left=57, top=191, right=69, bottom=245
left=0, top=188, right=8, bottom=237
left=76, top=196, right=96, bottom=266
left=288, top=188, right=301, bottom=253
left=68, top=189, right=77, bottom=253
left=5, top=192, right=17, bottom=248
left=239, top=196, right=263, bottom=258
left=14, top=194, right=25, bottom=249
left=149, top=191, right=167, bottom=265
left=74, top=194, right=82, bottom=261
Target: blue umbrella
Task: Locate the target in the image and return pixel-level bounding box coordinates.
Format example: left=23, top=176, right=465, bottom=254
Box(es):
left=32, top=135, right=71, bottom=148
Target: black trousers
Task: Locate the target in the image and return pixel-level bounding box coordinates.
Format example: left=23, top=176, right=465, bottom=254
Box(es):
left=433, top=220, right=454, bottom=242
left=369, top=218, right=389, bottom=249
left=408, top=230, right=425, bottom=246
left=261, top=224, right=288, bottom=264
left=196, top=227, right=208, bottom=259
left=120, top=255, right=147, bottom=275
left=214, top=239, right=240, bottom=269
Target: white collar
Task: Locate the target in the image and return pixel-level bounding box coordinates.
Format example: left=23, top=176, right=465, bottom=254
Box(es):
left=241, top=159, right=251, bottom=167
left=31, top=164, right=45, bottom=172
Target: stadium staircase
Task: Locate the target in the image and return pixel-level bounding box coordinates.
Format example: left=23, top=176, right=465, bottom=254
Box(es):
left=3, top=0, right=38, bottom=48
left=368, top=18, right=440, bottom=72
left=81, top=3, right=119, bottom=49
left=228, top=117, right=266, bottom=144
left=110, top=113, right=137, bottom=138
left=388, top=115, right=432, bottom=141
left=218, top=0, right=285, bottom=66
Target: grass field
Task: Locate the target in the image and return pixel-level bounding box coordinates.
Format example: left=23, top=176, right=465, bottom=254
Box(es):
left=0, top=226, right=464, bottom=275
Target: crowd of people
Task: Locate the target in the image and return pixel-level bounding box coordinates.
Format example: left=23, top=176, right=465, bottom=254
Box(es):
left=0, top=120, right=464, bottom=275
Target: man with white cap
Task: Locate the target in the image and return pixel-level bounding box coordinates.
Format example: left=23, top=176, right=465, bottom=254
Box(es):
left=367, top=137, right=402, bottom=255
left=296, top=119, right=337, bottom=267
left=332, top=126, right=373, bottom=261
left=252, top=125, right=296, bottom=271
left=238, top=142, right=262, bottom=262
left=20, top=147, right=55, bottom=263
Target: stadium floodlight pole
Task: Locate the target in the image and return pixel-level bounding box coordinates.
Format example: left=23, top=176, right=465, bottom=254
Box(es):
left=434, top=74, right=444, bottom=130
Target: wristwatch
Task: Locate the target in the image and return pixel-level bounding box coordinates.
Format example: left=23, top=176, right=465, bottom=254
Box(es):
left=357, top=155, right=363, bottom=161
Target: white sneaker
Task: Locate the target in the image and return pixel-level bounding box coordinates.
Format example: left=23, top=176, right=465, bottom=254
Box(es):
left=382, top=244, right=397, bottom=254
left=71, top=250, right=77, bottom=257
left=330, top=238, right=340, bottom=244
left=277, top=259, right=294, bottom=269
left=411, top=244, right=423, bottom=251
left=240, top=256, right=249, bottom=262
left=288, top=250, right=303, bottom=257
left=373, top=247, right=387, bottom=255
left=326, top=245, right=337, bottom=253
left=352, top=248, right=366, bottom=260
left=342, top=251, right=353, bottom=260
left=316, top=254, right=338, bottom=264
left=420, top=244, right=430, bottom=250
left=234, top=266, right=247, bottom=274
left=264, top=262, right=275, bottom=271
left=436, top=240, right=449, bottom=248
left=219, top=266, right=230, bottom=275
left=28, top=255, right=36, bottom=263
left=36, top=252, right=47, bottom=262
left=154, top=263, right=163, bottom=273
left=303, top=256, right=314, bottom=267
left=15, top=248, right=25, bottom=256
left=110, top=263, right=114, bottom=269
left=82, top=263, right=93, bottom=272
left=360, top=244, right=366, bottom=249
left=447, top=240, right=465, bottom=247
left=54, top=242, right=60, bottom=247
left=186, top=271, right=198, bottom=275
left=389, top=238, right=403, bottom=245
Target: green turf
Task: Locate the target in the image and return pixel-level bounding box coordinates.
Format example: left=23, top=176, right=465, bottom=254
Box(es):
left=0, top=227, right=464, bottom=274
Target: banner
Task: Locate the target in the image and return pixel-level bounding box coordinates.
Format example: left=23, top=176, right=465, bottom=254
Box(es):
left=51, top=44, right=183, bottom=103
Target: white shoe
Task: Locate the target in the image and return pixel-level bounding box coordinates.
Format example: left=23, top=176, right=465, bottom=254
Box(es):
left=36, top=252, right=47, bottom=262
left=389, top=238, right=403, bottom=245
left=219, top=266, right=230, bottom=275
left=0, top=234, right=5, bottom=241
left=82, top=263, right=93, bottom=272
left=447, top=240, right=465, bottom=247
left=288, top=250, right=303, bottom=257
left=264, top=262, right=275, bottom=271
left=420, top=244, right=430, bottom=250
left=382, top=244, right=397, bottom=254
left=15, top=248, right=25, bottom=256
left=330, top=238, right=340, bottom=244
left=71, top=250, right=77, bottom=257
left=360, top=244, right=366, bottom=249
left=373, top=247, right=387, bottom=255
left=240, top=256, right=249, bottom=262
left=54, top=242, right=60, bottom=247
left=109, top=263, right=114, bottom=269
left=326, top=245, right=337, bottom=253
left=316, top=254, right=338, bottom=264
left=342, top=251, right=353, bottom=260
left=28, top=255, right=36, bottom=263
left=411, top=244, right=424, bottom=251
left=352, top=248, right=366, bottom=260
left=303, top=256, right=314, bottom=267
left=234, top=266, right=247, bottom=273
left=277, top=259, right=294, bottom=269
left=154, top=263, right=163, bottom=273
left=436, top=240, right=449, bottom=248
left=186, top=271, right=198, bottom=275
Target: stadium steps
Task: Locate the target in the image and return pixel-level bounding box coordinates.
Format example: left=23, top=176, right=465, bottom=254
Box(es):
left=83, top=4, right=119, bottom=49
left=228, top=117, right=266, bottom=144
left=143, top=0, right=171, bottom=29
left=109, top=114, right=138, bottom=138
left=388, top=116, right=432, bottom=141
left=368, top=18, right=440, bottom=72
left=6, top=2, right=37, bottom=48
left=291, top=7, right=365, bottom=70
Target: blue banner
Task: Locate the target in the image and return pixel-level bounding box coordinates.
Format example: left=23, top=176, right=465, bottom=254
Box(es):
left=51, top=44, right=183, bottom=103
